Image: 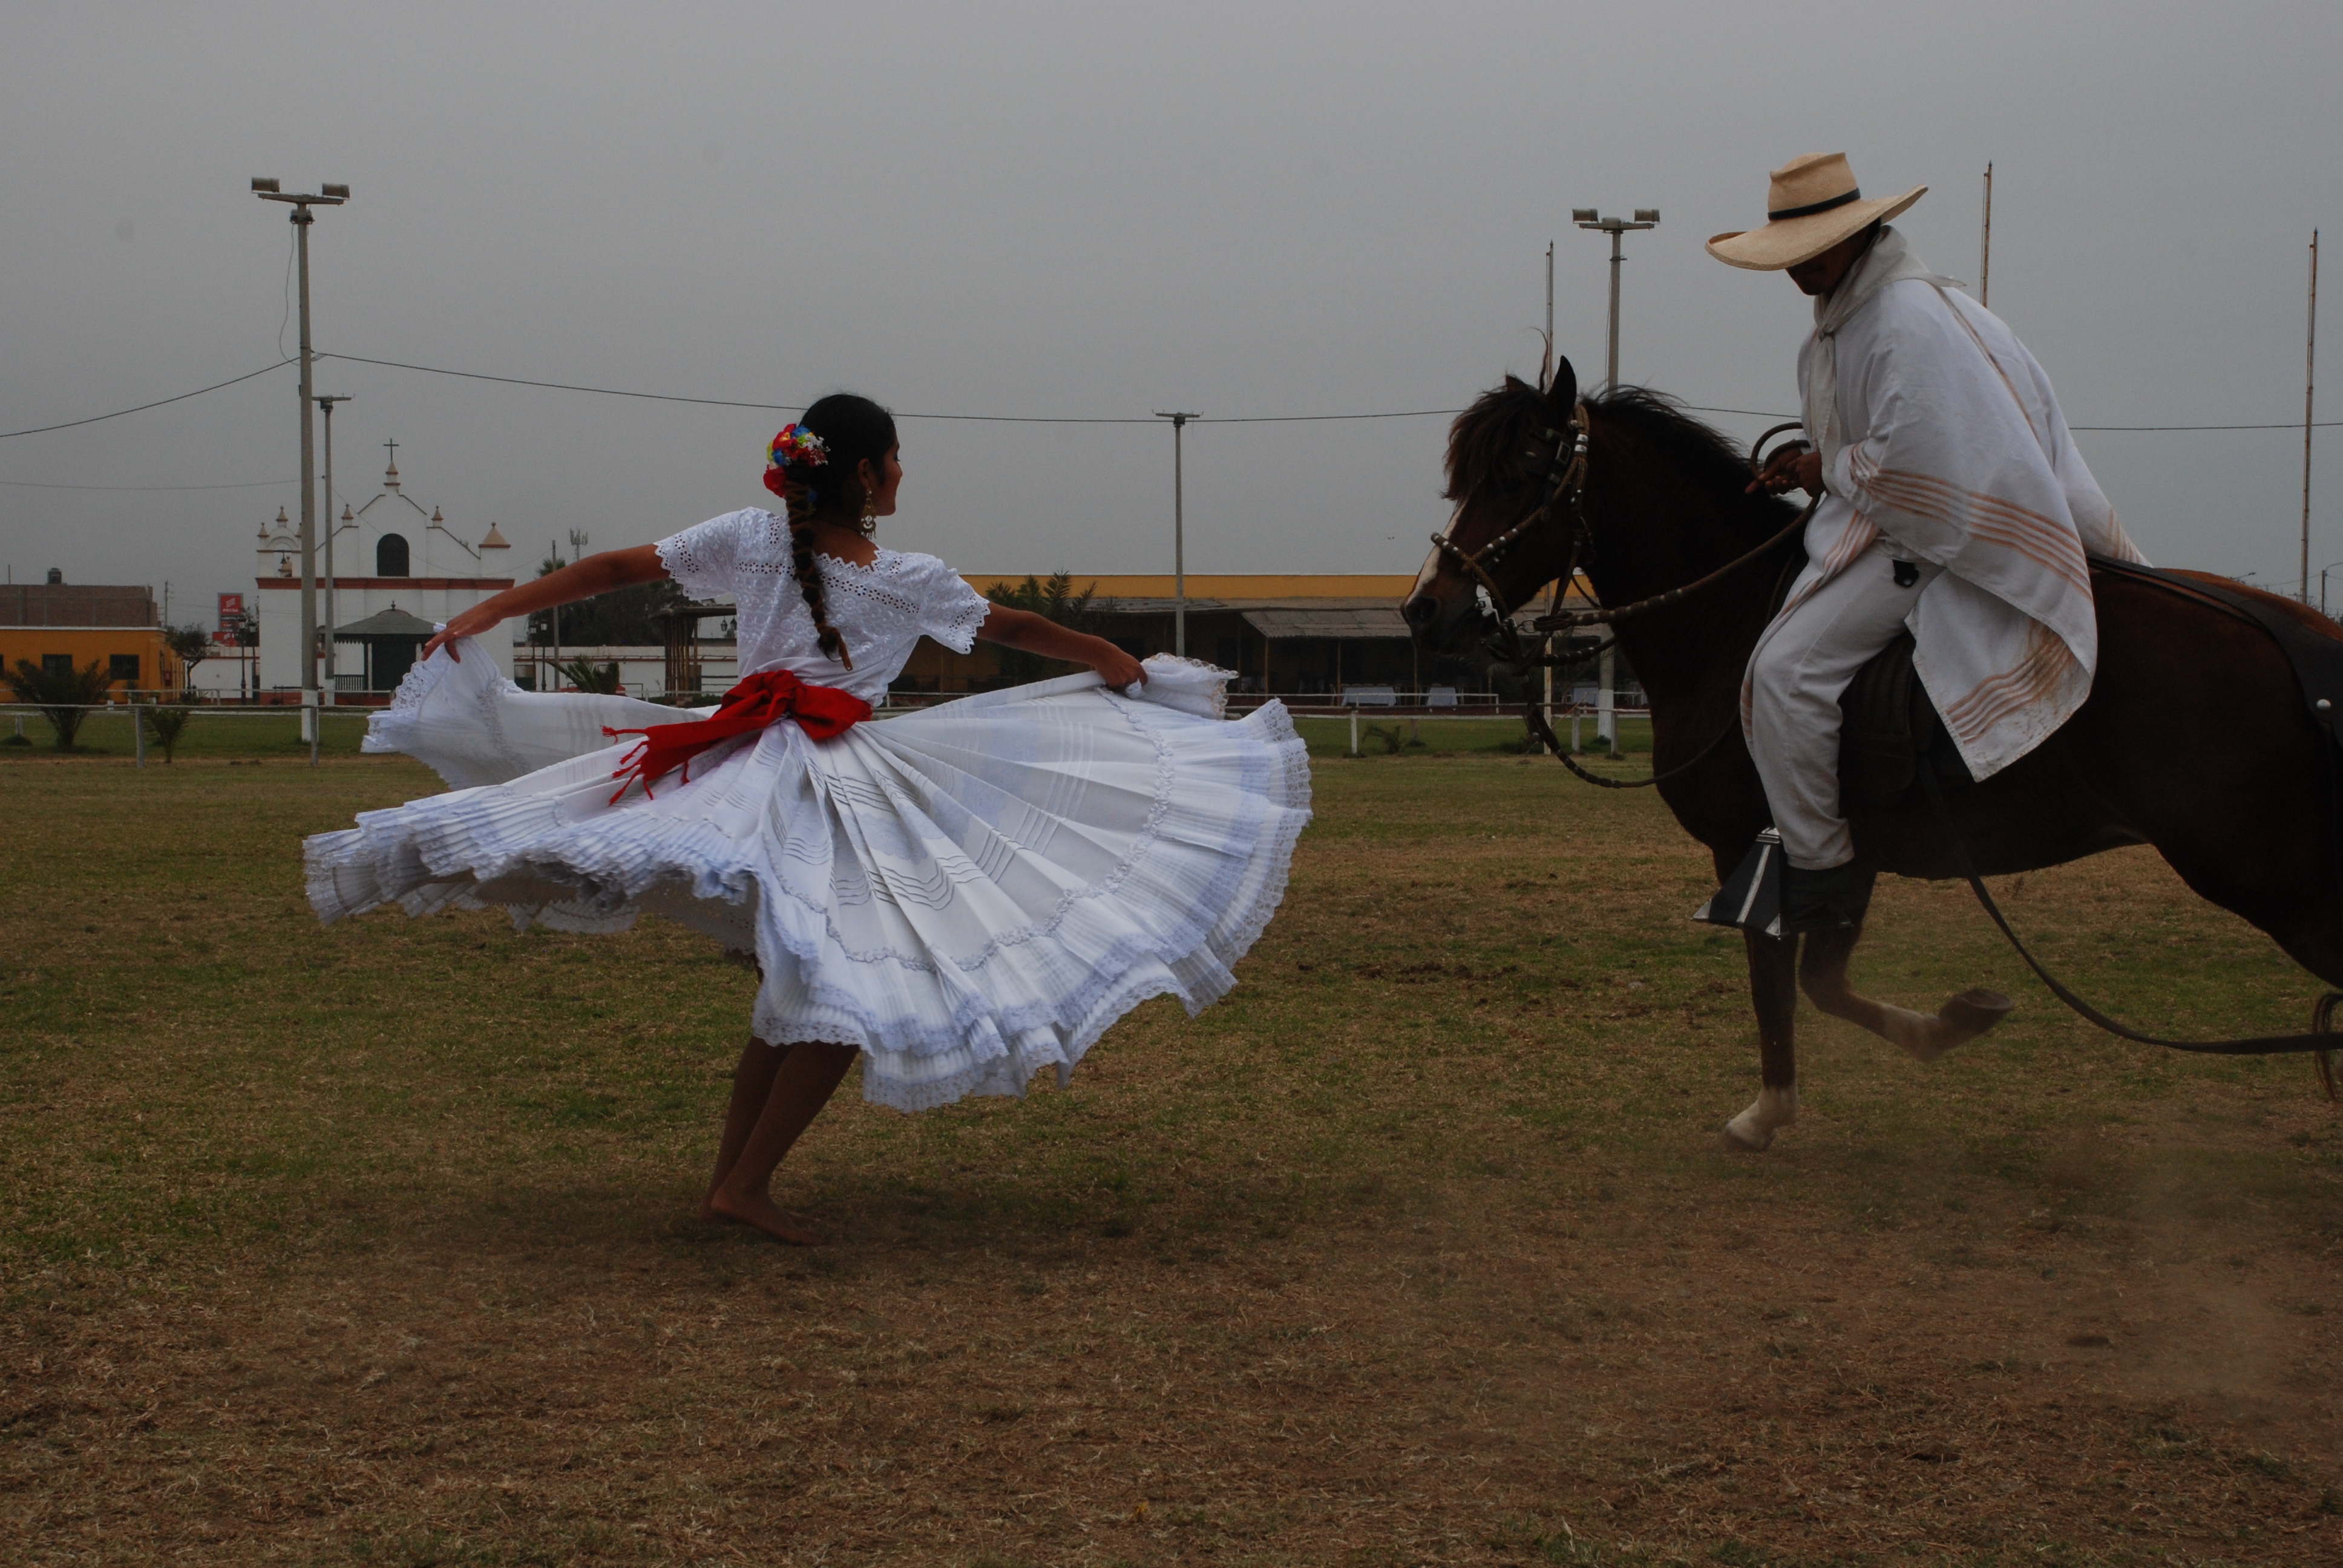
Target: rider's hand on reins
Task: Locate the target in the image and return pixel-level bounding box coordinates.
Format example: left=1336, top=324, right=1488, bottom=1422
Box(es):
left=1746, top=445, right=1821, bottom=496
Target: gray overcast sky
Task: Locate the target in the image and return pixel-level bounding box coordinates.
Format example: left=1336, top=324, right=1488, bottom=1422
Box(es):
left=4, top=2, right=2338, bottom=621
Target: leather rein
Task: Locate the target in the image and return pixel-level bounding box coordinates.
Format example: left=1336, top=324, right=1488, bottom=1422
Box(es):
left=1427, top=406, right=1815, bottom=788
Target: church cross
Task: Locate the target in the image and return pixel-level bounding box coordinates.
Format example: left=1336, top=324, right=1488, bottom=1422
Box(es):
left=382, top=437, right=399, bottom=466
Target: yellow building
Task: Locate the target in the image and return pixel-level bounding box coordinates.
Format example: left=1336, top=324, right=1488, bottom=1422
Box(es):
left=0, top=578, right=178, bottom=694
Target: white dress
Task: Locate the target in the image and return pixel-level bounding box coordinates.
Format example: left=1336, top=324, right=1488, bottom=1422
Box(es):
left=303, top=508, right=1312, bottom=1112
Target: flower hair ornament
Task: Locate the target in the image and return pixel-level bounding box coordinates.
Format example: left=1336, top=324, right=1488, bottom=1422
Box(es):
left=762, top=422, right=828, bottom=499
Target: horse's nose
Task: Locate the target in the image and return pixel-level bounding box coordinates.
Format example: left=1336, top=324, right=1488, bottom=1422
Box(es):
left=1402, top=593, right=1441, bottom=630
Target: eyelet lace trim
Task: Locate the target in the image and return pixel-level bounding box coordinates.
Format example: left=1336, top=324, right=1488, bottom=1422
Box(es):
left=652, top=510, right=994, bottom=690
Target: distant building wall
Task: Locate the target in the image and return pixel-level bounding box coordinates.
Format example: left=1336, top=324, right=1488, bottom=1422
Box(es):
left=0, top=626, right=176, bottom=693
left=0, top=583, right=156, bottom=628
left=252, top=575, right=516, bottom=688
left=0, top=583, right=174, bottom=693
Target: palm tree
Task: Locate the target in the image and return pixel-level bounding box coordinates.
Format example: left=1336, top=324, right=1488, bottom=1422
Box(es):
left=982, top=572, right=1101, bottom=685
left=4, top=658, right=113, bottom=750
left=555, top=656, right=623, bottom=694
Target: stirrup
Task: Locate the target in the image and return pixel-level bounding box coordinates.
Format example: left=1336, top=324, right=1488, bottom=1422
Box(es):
left=1694, top=829, right=1786, bottom=937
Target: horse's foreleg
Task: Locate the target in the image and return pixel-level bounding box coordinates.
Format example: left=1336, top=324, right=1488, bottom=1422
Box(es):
left=1726, top=930, right=1801, bottom=1151
left=1797, top=924, right=2013, bottom=1063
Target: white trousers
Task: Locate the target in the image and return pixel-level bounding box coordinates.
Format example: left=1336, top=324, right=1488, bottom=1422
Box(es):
left=1746, top=540, right=1942, bottom=869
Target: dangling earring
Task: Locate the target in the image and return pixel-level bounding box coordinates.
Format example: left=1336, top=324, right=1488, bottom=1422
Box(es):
left=858, top=489, right=879, bottom=538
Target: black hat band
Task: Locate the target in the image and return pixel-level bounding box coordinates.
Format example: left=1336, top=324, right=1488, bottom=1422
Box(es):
left=1768, top=188, right=1862, bottom=221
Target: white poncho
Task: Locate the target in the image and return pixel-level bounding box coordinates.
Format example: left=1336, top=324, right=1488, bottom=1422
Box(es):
left=1753, top=227, right=2145, bottom=780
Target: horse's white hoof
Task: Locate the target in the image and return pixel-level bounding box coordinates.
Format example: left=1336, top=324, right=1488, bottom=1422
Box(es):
left=1723, top=1086, right=1798, bottom=1152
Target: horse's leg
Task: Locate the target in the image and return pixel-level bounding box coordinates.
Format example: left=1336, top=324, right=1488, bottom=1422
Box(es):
left=1798, top=924, right=2014, bottom=1063
left=1725, top=930, right=1802, bottom=1151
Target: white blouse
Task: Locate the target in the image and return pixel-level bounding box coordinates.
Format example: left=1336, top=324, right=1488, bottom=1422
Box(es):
left=655, top=508, right=993, bottom=705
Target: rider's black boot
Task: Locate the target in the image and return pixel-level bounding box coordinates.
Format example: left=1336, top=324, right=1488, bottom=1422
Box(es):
left=1779, top=858, right=1878, bottom=933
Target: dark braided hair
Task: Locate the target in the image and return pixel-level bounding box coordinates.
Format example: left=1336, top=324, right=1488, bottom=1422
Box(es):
left=769, top=393, right=897, bottom=669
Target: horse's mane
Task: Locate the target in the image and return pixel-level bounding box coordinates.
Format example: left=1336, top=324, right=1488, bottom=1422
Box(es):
left=1444, top=378, right=1757, bottom=501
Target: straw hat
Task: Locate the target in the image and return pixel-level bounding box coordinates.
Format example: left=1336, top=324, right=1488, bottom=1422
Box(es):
left=1707, top=153, right=1926, bottom=271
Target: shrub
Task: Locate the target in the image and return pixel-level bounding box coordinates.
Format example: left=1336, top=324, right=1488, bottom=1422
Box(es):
left=4, top=658, right=113, bottom=750
left=141, top=702, right=195, bottom=763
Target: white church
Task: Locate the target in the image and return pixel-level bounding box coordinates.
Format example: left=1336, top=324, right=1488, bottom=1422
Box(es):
left=252, top=442, right=517, bottom=692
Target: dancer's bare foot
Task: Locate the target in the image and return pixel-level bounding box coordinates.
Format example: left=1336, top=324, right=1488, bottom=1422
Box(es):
left=705, top=1187, right=822, bottom=1246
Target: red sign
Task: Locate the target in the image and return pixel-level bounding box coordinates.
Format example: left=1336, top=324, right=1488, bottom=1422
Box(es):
left=217, top=592, right=243, bottom=629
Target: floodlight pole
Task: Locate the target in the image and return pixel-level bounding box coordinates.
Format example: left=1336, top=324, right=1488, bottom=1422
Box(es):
left=1153, top=411, right=1199, bottom=657
left=316, top=394, right=350, bottom=704
left=251, top=178, right=347, bottom=761
left=1576, top=207, right=1659, bottom=393
left=1573, top=207, right=1657, bottom=752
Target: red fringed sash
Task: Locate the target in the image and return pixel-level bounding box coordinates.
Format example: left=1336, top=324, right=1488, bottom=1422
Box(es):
left=602, top=669, right=871, bottom=803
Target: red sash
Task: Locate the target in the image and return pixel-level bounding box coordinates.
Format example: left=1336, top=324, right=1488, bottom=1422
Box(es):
left=602, top=669, right=870, bottom=803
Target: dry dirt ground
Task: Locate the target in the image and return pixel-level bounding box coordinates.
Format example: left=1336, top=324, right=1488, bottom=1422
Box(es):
left=3, top=754, right=2339, bottom=1566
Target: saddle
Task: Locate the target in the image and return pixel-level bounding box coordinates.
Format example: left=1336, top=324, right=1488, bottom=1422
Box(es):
left=1837, top=557, right=2343, bottom=805
left=1838, top=630, right=1970, bottom=804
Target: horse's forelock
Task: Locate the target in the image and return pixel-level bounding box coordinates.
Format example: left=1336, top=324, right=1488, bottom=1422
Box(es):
left=1443, top=376, right=1547, bottom=503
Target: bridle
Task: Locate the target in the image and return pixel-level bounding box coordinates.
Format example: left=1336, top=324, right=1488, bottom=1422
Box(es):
left=1424, top=403, right=1819, bottom=788
left=1427, top=400, right=1595, bottom=629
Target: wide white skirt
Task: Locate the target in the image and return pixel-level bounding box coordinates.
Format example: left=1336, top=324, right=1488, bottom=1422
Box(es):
left=304, top=644, right=1312, bottom=1112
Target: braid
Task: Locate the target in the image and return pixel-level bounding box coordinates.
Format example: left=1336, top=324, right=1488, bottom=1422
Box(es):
left=778, top=472, right=853, bottom=670
left=762, top=393, right=897, bottom=673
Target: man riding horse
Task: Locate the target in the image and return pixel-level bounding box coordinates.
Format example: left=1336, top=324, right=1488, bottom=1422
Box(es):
left=1712, top=153, right=2146, bottom=933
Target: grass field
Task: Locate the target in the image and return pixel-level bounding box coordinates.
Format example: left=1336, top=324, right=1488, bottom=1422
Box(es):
left=3, top=743, right=2339, bottom=1566
left=2, top=706, right=1656, bottom=766
left=1, top=708, right=375, bottom=761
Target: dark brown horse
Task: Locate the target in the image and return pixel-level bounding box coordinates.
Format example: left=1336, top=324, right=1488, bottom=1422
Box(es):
left=1403, top=357, right=2343, bottom=1149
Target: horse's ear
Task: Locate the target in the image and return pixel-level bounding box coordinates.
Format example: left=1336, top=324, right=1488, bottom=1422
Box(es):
left=1546, top=353, right=1578, bottom=411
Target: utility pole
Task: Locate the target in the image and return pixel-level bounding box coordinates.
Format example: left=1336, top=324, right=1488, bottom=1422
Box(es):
left=1980, top=162, right=1993, bottom=309
left=565, top=529, right=591, bottom=684
left=548, top=539, right=563, bottom=683
left=1546, top=241, right=1555, bottom=346
left=251, top=177, right=348, bottom=759
left=1543, top=242, right=1557, bottom=750
left=1572, top=206, right=1657, bottom=752
left=1153, top=412, right=1199, bottom=657
left=2307, top=229, right=2321, bottom=607
left=316, top=394, right=350, bottom=704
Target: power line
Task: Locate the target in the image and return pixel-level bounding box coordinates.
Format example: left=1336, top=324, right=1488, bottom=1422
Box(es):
left=1203, top=408, right=1461, bottom=424
left=2076, top=419, right=2343, bottom=432
left=11, top=350, right=2343, bottom=440
left=317, top=353, right=1164, bottom=423
left=0, top=359, right=296, bottom=440
left=1677, top=402, right=2343, bottom=433
left=0, top=475, right=298, bottom=491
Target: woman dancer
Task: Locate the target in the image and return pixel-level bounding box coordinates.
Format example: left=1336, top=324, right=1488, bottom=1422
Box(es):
left=306, top=394, right=1311, bottom=1244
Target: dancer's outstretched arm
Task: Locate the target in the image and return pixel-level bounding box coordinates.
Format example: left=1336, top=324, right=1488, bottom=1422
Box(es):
left=423, top=545, right=669, bottom=662
left=978, top=605, right=1145, bottom=688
